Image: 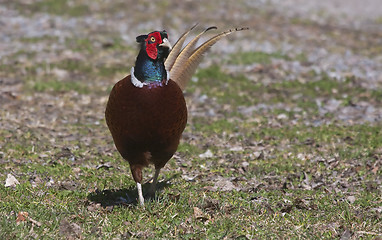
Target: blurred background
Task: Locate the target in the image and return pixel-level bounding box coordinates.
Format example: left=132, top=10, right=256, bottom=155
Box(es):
left=1, top=0, right=382, bottom=130
left=1, top=0, right=382, bottom=238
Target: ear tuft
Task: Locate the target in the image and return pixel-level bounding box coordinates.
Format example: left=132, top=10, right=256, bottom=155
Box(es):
left=136, top=35, right=148, bottom=43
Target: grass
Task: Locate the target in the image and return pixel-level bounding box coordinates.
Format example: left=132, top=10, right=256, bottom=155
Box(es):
left=1, top=117, right=381, bottom=238
left=2, top=54, right=382, bottom=238
left=17, top=58, right=124, bottom=94
left=1, top=174, right=380, bottom=239
left=2, top=54, right=381, bottom=238
left=192, top=65, right=375, bottom=116
left=29, top=79, right=90, bottom=93
left=1, top=0, right=382, bottom=238
left=6, top=0, right=90, bottom=17
left=229, top=51, right=289, bottom=65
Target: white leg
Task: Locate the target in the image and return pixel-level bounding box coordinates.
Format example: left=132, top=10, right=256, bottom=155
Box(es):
left=149, top=169, right=161, bottom=196
left=137, top=182, right=144, bottom=206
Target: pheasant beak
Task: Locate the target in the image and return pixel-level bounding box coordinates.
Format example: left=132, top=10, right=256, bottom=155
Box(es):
left=159, top=38, right=172, bottom=50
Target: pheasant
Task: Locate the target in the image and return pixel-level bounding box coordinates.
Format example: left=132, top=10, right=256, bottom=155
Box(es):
left=105, top=25, right=247, bottom=206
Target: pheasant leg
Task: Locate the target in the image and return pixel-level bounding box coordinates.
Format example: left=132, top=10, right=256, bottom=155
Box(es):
left=148, top=168, right=161, bottom=198
left=136, top=182, right=144, bottom=206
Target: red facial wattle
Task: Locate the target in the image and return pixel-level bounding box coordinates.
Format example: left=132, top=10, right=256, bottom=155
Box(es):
left=145, top=32, right=162, bottom=60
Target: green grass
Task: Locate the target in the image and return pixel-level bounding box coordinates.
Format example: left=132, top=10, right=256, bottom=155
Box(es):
left=1, top=1, right=382, bottom=238
left=18, top=58, right=112, bottom=93
left=66, top=38, right=95, bottom=53
left=28, top=79, right=90, bottom=93
left=0, top=174, right=380, bottom=238
left=192, top=65, right=263, bottom=106
left=229, top=51, right=289, bottom=65
left=2, top=60, right=381, bottom=238
left=1, top=118, right=381, bottom=238
left=375, top=17, right=382, bottom=24
left=192, top=66, right=330, bottom=109
left=7, top=0, right=90, bottom=16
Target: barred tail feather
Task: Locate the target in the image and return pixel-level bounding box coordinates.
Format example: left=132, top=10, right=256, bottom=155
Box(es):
left=168, top=26, right=217, bottom=87
left=171, top=27, right=249, bottom=91
left=165, top=23, right=198, bottom=71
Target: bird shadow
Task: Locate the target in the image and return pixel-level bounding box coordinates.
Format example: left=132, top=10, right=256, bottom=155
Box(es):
left=87, top=173, right=180, bottom=207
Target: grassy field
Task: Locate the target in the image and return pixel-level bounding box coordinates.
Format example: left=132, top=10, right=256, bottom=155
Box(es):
left=1, top=0, right=381, bottom=239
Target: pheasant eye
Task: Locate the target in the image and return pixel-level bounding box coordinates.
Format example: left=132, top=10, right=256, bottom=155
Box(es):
left=150, top=36, right=156, bottom=42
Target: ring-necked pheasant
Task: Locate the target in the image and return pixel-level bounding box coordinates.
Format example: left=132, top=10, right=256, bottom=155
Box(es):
left=105, top=25, right=247, bottom=206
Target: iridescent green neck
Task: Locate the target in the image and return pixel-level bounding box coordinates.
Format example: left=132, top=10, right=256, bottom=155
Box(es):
left=134, top=50, right=167, bottom=83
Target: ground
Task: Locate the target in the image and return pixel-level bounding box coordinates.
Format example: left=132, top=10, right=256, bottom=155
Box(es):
left=0, top=0, right=381, bottom=239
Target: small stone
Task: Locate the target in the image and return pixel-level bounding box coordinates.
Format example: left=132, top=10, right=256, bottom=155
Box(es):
left=346, top=196, right=356, bottom=204
left=52, top=68, right=69, bottom=80
left=199, top=149, right=213, bottom=158
left=229, top=146, right=244, bottom=152
left=253, top=151, right=263, bottom=160
left=5, top=174, right=20, bottom=187
left=214, top=178, right=238, bottom=192
left=277, top=113, right=288, bottom=120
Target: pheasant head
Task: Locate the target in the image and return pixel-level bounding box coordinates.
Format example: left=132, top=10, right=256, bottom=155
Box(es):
left=133, top=31, right=172, bottom=85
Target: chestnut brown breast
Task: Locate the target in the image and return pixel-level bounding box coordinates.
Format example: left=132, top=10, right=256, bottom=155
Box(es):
left=105, top=75, right=187, bottom=170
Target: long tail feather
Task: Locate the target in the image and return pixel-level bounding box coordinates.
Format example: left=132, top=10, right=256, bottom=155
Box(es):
left=165, top=23, right=198, bottom=71
left=169, top=26, right=217, bottom=84
left=173, top=27, right=249, bottom=91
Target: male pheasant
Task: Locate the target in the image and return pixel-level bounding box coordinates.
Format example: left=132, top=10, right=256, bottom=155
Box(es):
left=105, top=25, right=247, bottom=206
